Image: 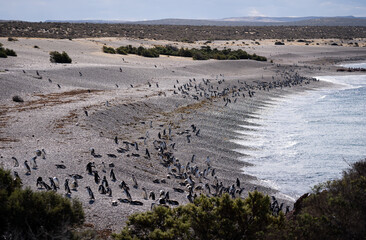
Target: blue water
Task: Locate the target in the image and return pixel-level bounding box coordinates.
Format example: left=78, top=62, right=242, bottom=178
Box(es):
left=233, top=64, right=366, bottom=199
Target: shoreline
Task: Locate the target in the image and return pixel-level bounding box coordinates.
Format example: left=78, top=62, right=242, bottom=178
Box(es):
left=0, top=37, right=366, bottom=231
left=236, top=68, right=366, bottom=201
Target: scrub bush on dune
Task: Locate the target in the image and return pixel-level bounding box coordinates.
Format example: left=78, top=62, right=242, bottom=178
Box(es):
left=0, top=167, right=84, bottom=239
left=50, top=51, right=72, bottom=63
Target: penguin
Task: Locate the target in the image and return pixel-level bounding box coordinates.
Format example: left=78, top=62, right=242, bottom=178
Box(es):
left=102, top=176, right=109, bottom=188
left=13, top=171, right=22, bottom=184
left=12, top=157, right=19, bottom=167
left=24, top=160, right=31, bottom=175
left=31, top=156, right=37, bottom=169
left=98, top=184, right=106, bottom=194
left=49, top=177, right=58, bottom=191
left=86, top=162, right=94, bottom=174
left=132, top=174, right=138, bottom=188
left=42, top=182, right=52, bottom=191
left=71, top=176, right=78, bottom=191
left=101, top=162, right=107, bottom=173
left=145, top=148, right=151, bottom=159
left=41, top=149, right=46, bottom=159
left=106, top=186, right=112, bottom=197
left=53, top=177, right=60, bottom=189
left=119, top=180, right=128, bottom=190
left=36, top=177, right=43, bottom=188
left=94, top=171, right=100, bottom=184
left=186, top=135, right=191, bottom=143
left=124, top=188, right=132, bottom=201
left=64, top=179, right=71, bottom=195
left=149, top=191, right=156, bottom=200
left=110, top=168, right=116, bottom=182
left=86, top=186, right=95, bottom=200
left=142, top=187, right=148, bottom=200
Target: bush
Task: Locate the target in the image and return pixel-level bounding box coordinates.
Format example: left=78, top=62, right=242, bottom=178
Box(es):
left=116, top=47, right=128, bottom=55
left=0, top=49, right=7, bottom=58
left=12, top=95, right=24, bottom=102
left=50, top=51, right=72, bottom=63
left=102, top=45, right=116, bottom=54
left=5, top=48, right=17, bottom=56
left=266, top=159, right=366, bottom=240
left=275, top=41, right=285, bottom=45
left=141, top=48, right=159, bottom=58
left=7, top=37, right=18, bottom=41
left=0, top=167, right=84, bottom=239
left=104, top=44, right=267, bottom=62
left=113, top=192, right=281, bottom=240
left=192, top=51, right=209, bottom=60
left=34, top=45, right=39, bottom=49
left=0, top=44, right=17, bottom=58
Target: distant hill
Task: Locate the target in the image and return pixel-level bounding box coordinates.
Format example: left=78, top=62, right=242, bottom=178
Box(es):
left=45, top=20, right=129, bottom=24
left=44, top=16, right=366, bottom=26
left=129, top=16, right=366, bottom=26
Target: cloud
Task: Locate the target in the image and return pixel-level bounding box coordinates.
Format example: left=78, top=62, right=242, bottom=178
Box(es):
left=248, top=8, right=267, bottom=17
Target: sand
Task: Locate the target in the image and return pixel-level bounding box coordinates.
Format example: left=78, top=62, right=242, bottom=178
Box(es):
left=0, top=37, right=366, bottom=232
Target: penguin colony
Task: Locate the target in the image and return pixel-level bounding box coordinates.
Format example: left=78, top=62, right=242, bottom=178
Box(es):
left=8, top=66, right=319, bottom=218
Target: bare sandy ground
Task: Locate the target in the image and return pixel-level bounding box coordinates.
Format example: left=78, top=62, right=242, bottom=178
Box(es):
left=1, top=37, right=366, bottom=232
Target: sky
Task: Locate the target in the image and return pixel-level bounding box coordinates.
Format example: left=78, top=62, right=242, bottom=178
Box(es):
left=1, top=0, right=366, bottom=22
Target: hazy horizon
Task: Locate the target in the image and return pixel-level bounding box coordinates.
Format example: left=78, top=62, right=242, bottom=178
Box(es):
left=1, top=0, right=366, bottom=22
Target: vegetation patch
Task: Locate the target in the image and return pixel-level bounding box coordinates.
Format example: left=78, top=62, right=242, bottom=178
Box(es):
left=0, top=43, right=17, bottom=58
left=0, top=168, right=84, bottom=239
left=12, top=95, right=24, bottom=103
left=102, top=45, right=116, bottom=54
left=113, top=192, right=280, bottom=240
left=7, top=37, right=18, bottom=41
left=50, top=51, right=72, bottom=63
left=105, top=45, right=267, bottom=61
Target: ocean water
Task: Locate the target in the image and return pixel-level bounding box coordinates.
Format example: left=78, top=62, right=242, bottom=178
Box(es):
left=233, top=64, right=366, bottom=200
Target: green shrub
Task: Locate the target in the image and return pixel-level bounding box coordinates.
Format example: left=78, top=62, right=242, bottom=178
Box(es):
left=141, top=48, right=159, bottom=58
left=7, top=37, right=18, bottom=41
left=192, top=51, right=209, bottom=60
left=266, top=159, right=366, bottom=240
left=0, top=167, right=84, bottom=239
left=104, top=44, right=267, bottom=62
left=116, top=46, right=128, bottom=55
left=0, top=44, right=17, bottom=58
left=102, top=45, right=116, bottom=54
left=50, top=51, right=72, bottom=63
left=5, top=48, right=17, bottom=56
left=113, top=192, right=281, bottom=240
left=0, top=49, right=7, bottom=58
